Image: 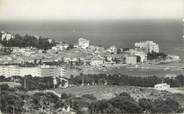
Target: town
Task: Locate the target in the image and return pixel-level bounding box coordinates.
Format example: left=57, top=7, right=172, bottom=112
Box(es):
left=0, top=31, right=184, bottom=114
left=0, top=31, right=181, bottom=77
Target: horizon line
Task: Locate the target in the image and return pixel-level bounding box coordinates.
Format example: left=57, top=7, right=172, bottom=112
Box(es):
left=0, top=18, right=183, bottom=22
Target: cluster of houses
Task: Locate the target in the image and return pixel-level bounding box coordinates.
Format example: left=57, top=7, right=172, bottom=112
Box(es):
left=1, top=31, right=179, bottom=67
left=48, top=38, right=160, bottom=66
left=0, top=35, right=162, bottom=67
left=135, top=41, right=159, bottom=53
left=0, top=31, right=181, bottom=66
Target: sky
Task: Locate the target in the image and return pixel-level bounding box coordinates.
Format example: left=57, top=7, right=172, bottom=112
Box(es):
left=0, top=0, right=183, bottom=20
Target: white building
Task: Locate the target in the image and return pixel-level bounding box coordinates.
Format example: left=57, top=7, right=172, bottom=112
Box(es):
left=128, top=49, right=147, bottom=62
left=52, top=43, right=69, bottom=51
left=106, top=45, right=117, bottom=54
left=167, top=55, right=180, bottom=61
left=78, top=38, right=89, bottom=49
left=19, top=67, right=41, bottom=77
left=154, top=83, right=170, bottom=90
left=0, top=65, right=65, bottom=77
left=12, top=47, right=36, bottom=56
left=91, top=57, right=104, bottom=66
left=63, top=57, right=78, bottom=63
left=40, top=65, right=65, bottom=77
left=125, top=55, right=137, bottom=65
left=135, top=41, right=159, bottom=53
left=1, top=32, right=14, bottom=41
left=48, top=39, right=53, bottom=43
left=0, top=65, right=20, bottom=77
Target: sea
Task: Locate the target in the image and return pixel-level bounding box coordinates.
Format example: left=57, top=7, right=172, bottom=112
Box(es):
left=0, top=19, right=184, bottom=58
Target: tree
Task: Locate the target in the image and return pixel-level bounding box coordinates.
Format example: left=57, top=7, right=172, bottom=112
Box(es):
left=61, top=93, right=69, bottom=99
left=0, top=76, right=6, bottom=82
left=176, top=75, right=184, bottom=87
left=139, top=98, right=153, bottom=111
left=109, top=96, right=143, bottom=113
left=0, top=91, right=24, bottom=113
left=0, top=84, right=9, bottom=91
left=117, top=48, right=122, bottom=54
left=0, top=33, right=56, bottom=49
left=66, top=43, right=74, bottom=50
left=147, top=52, right=167, bottom=60
left=90, top=93, right=143, bottom=114
left=152, top=98, right=181, bottom=113
left=82, top=94, right=97, bottom=101
left=118, top=92, right=131, bottom=98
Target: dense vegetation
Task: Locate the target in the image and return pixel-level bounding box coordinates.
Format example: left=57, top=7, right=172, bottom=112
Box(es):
left=70, top=73, right=184, bottom=87
left=0, top=33, right=56, bottom=49
left=89, top=93, right=183, bottom=114
left=0, top=84, right=25, bottom=114
left=0, top=73, right=184, bottom=113
left=147, top=51, right=167, bottom=60
left=0, top=75, right=54, bottom=90
left=0, top=74, right=184, bottom=91
left=0, top=85, right=183, bottom=114
left=22, top=75, right=54, bottom=90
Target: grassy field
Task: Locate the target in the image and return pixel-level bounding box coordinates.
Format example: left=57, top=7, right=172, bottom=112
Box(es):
left=64, top=64, right=184, bottom=78
left=104, top=66, right=184, bottom=77
left=54, top=85, right=173, bottom=101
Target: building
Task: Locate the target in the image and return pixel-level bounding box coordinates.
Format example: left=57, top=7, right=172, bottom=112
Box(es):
left=52, top=43, right=69, bottom=51
left=12, top=47, right=36, bottom=56
left=154, top=83, right=170, bottom=90
left=135, top=41, right=159, bottom=53
left=88, top=45, right=105, bottom=53
left=105, top=54, right=125, bottom=64
left=106, top=45, right=117, bottom=54
left=48, top=39, right=53, bottom=43
left=1, top=32, right=14, bottom=41
left=125, top=55, right=137, bottom=65
left=0, top=65, right=20, bottom=77
left=90, top=57, right=105, bottom=66
left=40, top=65, right=65, bottom=77
left=128, top=49, right=147, bottom=62
left=19, top=66, right=41, bottom=76
left=0, top=65, right=65, bottom=77
left=63, top=57, right=79, bottom=63
left=78, top=38, right=89, bottom=49
left=167, top=55, right=180, bottom=61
